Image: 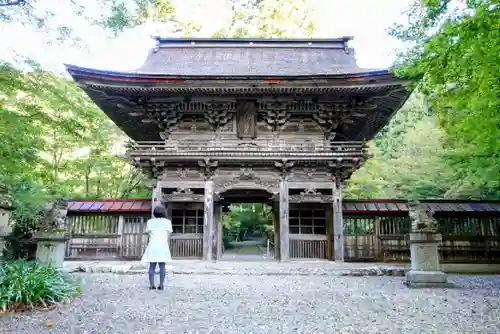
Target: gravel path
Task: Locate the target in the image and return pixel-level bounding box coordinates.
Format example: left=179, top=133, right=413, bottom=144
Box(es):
left=2, top=273, right=500, bottom=333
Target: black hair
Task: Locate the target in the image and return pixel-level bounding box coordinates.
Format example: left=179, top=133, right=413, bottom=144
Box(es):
left=153, top=205, right=167, bottom=219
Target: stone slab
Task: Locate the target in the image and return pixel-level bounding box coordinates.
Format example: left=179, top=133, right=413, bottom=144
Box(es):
left=405, top=270, right=455, bottom=288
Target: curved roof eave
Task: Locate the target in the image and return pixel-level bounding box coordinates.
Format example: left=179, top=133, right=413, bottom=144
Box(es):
left=64, top=63, right=403, bottom=83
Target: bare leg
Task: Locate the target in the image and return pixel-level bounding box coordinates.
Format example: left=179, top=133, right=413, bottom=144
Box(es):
left=148, top=262, right=157, bottom=289
left=158, top=262, right=166, bottom=289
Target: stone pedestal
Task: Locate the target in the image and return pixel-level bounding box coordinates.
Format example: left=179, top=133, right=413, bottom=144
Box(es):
left=34, top=233, right=68, bottom=268
left=0, top=208, right=12, bottom=257
left=405, top=231, right=454, bottom=288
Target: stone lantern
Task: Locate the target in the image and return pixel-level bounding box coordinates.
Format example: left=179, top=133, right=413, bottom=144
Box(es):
left=405, top=200, right=454, bottom=288
left=32, top=199, right=69, bottom=268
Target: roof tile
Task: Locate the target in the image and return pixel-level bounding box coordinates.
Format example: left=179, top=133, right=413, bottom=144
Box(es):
left=395, top=203, right=408, bottom=211
left=102, top=201, right=115, bottom=211
left=130, top=201, right=144, bottom=210
left=121, top=201, right=133, bottom=210
left=110, top=201, right=124, bottom=211
left=89, top=201, right=104, bottom=211
left=79, top=202, right=94, bottom=211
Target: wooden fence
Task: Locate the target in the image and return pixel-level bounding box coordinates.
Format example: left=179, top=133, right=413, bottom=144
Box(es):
left=65, top=214, right=202, bottom=260
left=344, top=213, right=500, bottom=263
left=65, top=199, right=500, bottom=263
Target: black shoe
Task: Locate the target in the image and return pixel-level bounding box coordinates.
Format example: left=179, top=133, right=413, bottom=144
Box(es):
left=149, top=285, right=156, bottom=290
left=157, top=285, right=164, bottom=290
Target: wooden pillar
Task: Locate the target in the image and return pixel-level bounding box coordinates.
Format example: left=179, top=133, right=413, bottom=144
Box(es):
left=151, top=180, right=161, bottom=217
left=325, top=204, right=333, bottom=261
left=374, top=216, right=381, bottom=260
left=117, top=215, right=124, bottom=258
left=279, top=179, right=289, bottom=261
left=333, top=180, right=344, bottom=261
left=273, top=202, right=280, bottom=260
left=166, top=205, right=172, bottom=221
left=214, top=203, right=222, bottom=261
left=203, top=180, right=215, bottom=261
left=217, top=207, right=224, bottom=261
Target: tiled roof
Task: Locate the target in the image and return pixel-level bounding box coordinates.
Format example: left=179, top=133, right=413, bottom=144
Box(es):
left=137, top=39, right=366, bottom=76
left=67, top=198, right=500, bottom=214
left=67, top=199, right=151, bottom=213
left=343, top=200, right=500, bottom=213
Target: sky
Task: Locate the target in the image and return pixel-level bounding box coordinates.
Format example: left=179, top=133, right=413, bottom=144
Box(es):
left=0, top=0, right=413, bottom=75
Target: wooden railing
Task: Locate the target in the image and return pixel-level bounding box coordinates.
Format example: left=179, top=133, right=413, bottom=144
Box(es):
left=126, top=139, right=368, bottom=156
left=289, top=234, right=328, bottom=259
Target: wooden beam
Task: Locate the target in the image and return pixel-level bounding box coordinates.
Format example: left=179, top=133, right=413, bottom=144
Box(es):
left=279, top=179, right=289, bottom=261
left=333, top=180, right=344, bottom=261
left=203, top=180, right=215, bottom=261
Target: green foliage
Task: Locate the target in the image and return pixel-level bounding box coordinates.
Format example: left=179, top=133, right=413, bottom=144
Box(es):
left=222, top=204, right=273, bottom=238
left=389, top=0, right=500, bottom=199
left=0, top=61, right=149, bottom=201
left=0, top=60, right=150, bottom=257
left=212, top=0, right=316, bottom=38
left=97, top=0, right=201, bottom=36
left=1, top=210, right=41, bottom=261
left=0, top=260, right=80, bottom=313
left=222, top=235, right=235, bottom=249
left=344, top=94, right=456, bottom=199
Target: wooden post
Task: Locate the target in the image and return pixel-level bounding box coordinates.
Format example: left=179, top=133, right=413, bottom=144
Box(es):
left=151, top=180, right=161, bottom=217
left=214, top=203, right=221, bottom=261
left=279, top=179, right=289, bottom=261
left=64, top=216, right=72, bottom=258
left=333, top=180, right=344, bottom=261
left=273, top=202, right=280, bottom=260
left=326, top=204, right=333, bottom=261
left=217, top=205, right=223, bottom=261
left=203, top=180, right=214, bottom=261
left=117, top=215, right=124, bottom=258
left=374, top=216, right=381, bottom=260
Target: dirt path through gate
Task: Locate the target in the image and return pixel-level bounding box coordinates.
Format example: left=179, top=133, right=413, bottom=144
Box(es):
left=222, top=239, right=273, bottom=261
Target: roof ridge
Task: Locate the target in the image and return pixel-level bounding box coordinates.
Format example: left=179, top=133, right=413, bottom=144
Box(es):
left=152, top=36, right=354, bottom=44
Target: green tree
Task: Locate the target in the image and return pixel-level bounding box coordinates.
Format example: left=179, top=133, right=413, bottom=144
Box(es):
left=344, top=94, right=455, bottom=199
left=222, top=204, right=273, bottom=240
left=389, top=0, right=500, bottom=199
left=96, top=0, right=201, bottom=36
left=212, top=0, right=315, bottom=38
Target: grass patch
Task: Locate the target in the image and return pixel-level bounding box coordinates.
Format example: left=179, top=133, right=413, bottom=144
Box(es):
left=0, top=260, right=81, bottom=313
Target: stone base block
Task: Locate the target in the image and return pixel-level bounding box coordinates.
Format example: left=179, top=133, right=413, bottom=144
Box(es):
left=36, top=240, right=66, bottom=268
left=405, top=270, right=455, bottom=288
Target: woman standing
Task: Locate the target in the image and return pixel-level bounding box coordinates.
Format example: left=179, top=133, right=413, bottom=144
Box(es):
left=141, top=205, right=173, bottom=290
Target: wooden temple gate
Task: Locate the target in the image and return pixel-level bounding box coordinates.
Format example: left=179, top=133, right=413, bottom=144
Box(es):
left=65, top=199, right=500, bottom=263
left=65, top=36, right=415, bottom=262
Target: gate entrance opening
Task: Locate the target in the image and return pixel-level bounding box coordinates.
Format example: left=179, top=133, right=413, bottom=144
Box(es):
left=219, top=189, right=274, bottom=261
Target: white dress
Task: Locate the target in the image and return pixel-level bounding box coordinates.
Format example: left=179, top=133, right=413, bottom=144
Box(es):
left=141, top=218, right=173, bottom=263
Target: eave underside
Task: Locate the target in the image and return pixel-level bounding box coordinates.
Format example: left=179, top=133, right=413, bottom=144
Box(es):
left=71, top=81, right=410, bottom=142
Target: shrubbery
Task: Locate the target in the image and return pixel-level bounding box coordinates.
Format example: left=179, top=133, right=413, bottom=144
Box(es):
left=222, top=236, right=235, bottom=249
left=0, top=260, right=80, bottom=313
